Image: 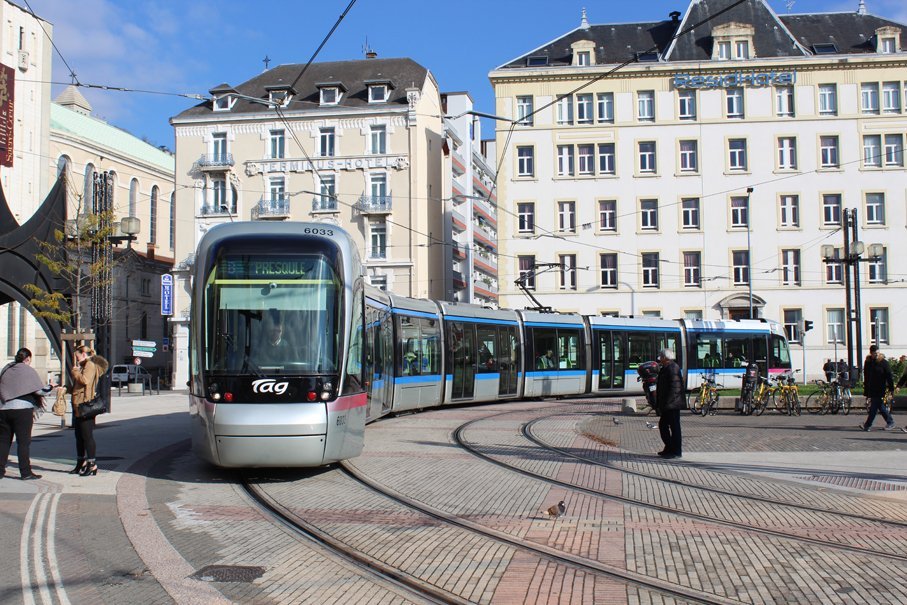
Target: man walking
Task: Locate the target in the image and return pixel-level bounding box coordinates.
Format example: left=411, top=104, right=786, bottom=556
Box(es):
left=655, top=348, right=684, bottom=458
left=859, top=345, right=896, bottom=431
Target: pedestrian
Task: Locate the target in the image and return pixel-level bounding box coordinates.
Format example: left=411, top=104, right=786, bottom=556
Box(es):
left=823, top=359, right=835, bottom=382
left=896, top=355, right=907, bottom=393
left=859, top=345, right=896, bottom=431
left=68, top=345, right=109, bottom=476
left=0, top=348, right=57, bottom=480
left=655, top=348, right=684, bottom=459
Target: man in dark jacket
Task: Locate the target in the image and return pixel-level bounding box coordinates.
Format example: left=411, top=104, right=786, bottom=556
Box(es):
left=655, top=348, right=684, bottom=458
left=859, top=345, right=896, bottom=431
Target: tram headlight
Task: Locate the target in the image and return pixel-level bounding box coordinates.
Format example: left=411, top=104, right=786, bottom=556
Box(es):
left=211, top=392, right=221, bottom=401
left=320, top=391, right=330, bottom=401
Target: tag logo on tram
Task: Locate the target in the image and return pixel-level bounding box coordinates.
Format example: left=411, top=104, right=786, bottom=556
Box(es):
left=252, top=379, right=289, bottom=395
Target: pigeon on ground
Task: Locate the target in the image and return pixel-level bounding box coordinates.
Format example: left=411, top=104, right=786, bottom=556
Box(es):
left=544, top=501, right=566, bottom=519
left=612, top=417, right=621, bottom=425
left=645, top=421, right=657, bottom=429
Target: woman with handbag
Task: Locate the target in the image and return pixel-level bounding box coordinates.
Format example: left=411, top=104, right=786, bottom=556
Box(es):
left=0, top=348, right=57, bottom=480
left=69, top=345, right=108, bottom=476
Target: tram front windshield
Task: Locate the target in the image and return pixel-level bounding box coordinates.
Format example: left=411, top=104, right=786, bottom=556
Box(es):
left=204, top=253, right=341, bottom=375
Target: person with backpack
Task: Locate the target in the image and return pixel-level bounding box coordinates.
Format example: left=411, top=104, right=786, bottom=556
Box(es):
left=68, top=345, right=109, bottom=476
left=859, top=345, right=896, bottom=432
left=0, top=348, right=57, bottom=480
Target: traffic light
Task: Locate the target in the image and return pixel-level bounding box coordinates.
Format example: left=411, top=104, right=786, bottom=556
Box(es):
left=803, top=320, right=814, bottom=332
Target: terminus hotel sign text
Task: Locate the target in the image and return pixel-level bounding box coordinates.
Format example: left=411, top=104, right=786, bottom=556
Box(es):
left=672, top=70, right=797, bottom=89
left=245, top=154, right=410, bottom=176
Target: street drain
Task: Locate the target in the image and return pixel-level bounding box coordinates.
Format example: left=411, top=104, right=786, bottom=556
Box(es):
left=191, top=565, right=265, bottom=583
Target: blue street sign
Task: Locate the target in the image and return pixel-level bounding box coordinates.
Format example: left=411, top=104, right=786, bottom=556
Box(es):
left=161, top=274, right=173, bottom=316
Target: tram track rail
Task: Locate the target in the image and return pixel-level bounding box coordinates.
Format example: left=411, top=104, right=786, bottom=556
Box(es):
left=452, top=408, right=907, bottom=565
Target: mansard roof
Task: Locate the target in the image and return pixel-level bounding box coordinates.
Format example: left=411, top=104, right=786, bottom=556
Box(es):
left=496, top=0, right=906, bottom=70
left=175, top=57, right=430, bottom=120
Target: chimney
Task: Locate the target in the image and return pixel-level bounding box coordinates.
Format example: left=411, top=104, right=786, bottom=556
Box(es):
left=366, top=50, right=378, bottom=58
left=670, top=11, right=681, bottom=23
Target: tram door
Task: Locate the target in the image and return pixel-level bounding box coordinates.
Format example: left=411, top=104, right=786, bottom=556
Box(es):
left=611, top=332, right=626, bottom=388
left=449, top=321, right=475, bottom=400
left=498, top=326, right=518, bottom=397
left=364, top=307, right=393, bottom=419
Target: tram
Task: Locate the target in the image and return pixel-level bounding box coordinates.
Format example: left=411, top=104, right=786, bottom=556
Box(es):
left=189, top=222, right=792, bottom=468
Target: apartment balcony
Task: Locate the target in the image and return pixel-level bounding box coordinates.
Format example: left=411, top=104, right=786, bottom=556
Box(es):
left=474, top=282, right=499, bottom=299
left=198, top=204, right=236, bottom=217
left=452, top=270, right=467, bottom=290
left=355, top=194, right=392, bottom=214
left=452, top=242, right=467, bottom=260
left=252, top=197, right=290, bottom=220
left=197, top=153, right=235, bottom=171
left=451, top=153, right=466, bottom=176
left=312, top=197, right=339, bottom=213
left=474, top=254, right=497, bottom=275
left=472, top=197, right=497, bottom=227
left=452, top=208, right=467, bottom=232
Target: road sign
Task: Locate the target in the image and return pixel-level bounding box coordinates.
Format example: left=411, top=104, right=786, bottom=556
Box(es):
left=132, top=351, right=153, bottom=358
left=161, top=274, right=173, bottom=316
left=133, top=346, right=157, bottom=353
left=132, top=339, right=155, bottom=348
left=133, top=357, right=141, bottom=365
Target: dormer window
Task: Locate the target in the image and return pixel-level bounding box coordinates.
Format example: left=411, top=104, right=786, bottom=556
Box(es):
left=316, top=82, right=346, bottom=106
left=213, top=95, right=235, bottom=112
left=365, top=79, right=394, bottom=103
left=576, top=51, right=591, bottom=66
left=570, top=40, right=596, bottom=66
left=875, top=27, right=901, bottom=53
left=264, top=84, right=295, bottom=108
left=711, top=23, right=755, bottom=61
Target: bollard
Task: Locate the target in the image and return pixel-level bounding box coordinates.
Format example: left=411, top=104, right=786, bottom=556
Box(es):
left=621, top=397, right=637, bottom=414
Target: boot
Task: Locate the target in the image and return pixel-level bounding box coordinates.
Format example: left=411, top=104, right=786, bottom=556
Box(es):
left=68, top=458, right=86, bottom=474
left=79, top=459, right=98, bottom=476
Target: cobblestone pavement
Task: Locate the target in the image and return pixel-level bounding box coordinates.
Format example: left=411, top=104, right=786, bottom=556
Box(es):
left=0, top=393, right=905, bottom=604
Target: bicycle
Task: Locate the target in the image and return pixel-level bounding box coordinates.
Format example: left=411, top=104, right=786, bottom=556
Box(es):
left=752, top=376, right=778, bottom=416
left=805, top=379, right=847, bottom=415
left=773, top=371, right=801, bottom=416
left=689, top=374, right=720, bottom=416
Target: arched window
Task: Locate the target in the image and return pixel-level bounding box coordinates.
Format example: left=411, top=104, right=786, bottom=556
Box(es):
left=106, top=170, right=117, bottom=207
left=169, top=191, right=175, bottom=250
left=129, top=178, right=138, bottom=218
left=150, top=185, right=159, bottom=244
left=56, top=155, right=71, bottom=179
left=83, top=163, right=95, bottom=213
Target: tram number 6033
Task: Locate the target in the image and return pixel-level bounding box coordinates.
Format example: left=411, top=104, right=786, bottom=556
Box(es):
left=303, top=227, right=334, bottom=236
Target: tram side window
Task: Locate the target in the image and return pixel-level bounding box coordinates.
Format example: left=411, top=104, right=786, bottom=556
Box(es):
left=477, top=326, right=496, bottom=373
left=420, top=319, right=440, bottom=375
left=656, top=332, right=679, bottom=363
left=627, top=332, right=652, bottom=368
left=399, top=315, right=440, bottom=376
left=693, top=333, right=722, bottom=369
left=723, top=336, right=748, bottom=368
left=533, top=329, right=558, bottom=369
left=343, top=288, right=364, bottom=392
left=771, top=334, right=792, bottom=369
left=558, top=330, right=584, bottom=369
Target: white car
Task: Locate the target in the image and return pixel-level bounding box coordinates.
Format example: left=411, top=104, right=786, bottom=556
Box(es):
left=111, top=364, right=152, bottom=387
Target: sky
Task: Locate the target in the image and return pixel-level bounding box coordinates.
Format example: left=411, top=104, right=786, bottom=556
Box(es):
left=15, top=0, right=907, bottom=151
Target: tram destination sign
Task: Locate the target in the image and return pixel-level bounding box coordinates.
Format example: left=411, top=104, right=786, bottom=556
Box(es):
left=219, top=256, right=320, bottom=280
left=672, top=70, right=797, bottom=89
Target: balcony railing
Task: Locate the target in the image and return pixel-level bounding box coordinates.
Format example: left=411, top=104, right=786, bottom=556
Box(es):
left=197, top=153, right=235, bottom=170
left=356, top=194, right=392, bottom=214
left=199, top=204, right=235, bottom=217
left=252, top=197, right=290, bottom=220
left=312, top=197, right=339, bottom=212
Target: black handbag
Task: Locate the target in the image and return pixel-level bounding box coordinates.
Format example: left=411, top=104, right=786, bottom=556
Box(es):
left=78, top=396, right=107, bottom=419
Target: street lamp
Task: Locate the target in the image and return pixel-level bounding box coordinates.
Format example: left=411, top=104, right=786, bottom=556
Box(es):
left=820, top=207, right=883, bottom=379
left=745, top=187, right=754, bottom=319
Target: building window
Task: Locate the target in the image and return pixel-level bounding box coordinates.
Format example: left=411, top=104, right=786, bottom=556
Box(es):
left=638, top=141, right=656, bottom=173
left=683, top=251, right=701, bottom=287
left=735, top=40, right=750, bottom=59
left=169, top=191, right=175, bottom=250
left=319, top=127, right=335, bottom=157
left=716, top=40, right=731, bottom=60
left=596, top=93, right=614, bottom=123
left=369, top=125, right=386, bottom=154
left=685, top=309, right=704, bottom=320
left=637, top=90, right=655, bottom=121
left=868, top=249, right=887, bottom=284
left=783, top=309, right=802, bottom=343
left=822, top=194, right=842, bottom=226
left=212, top=132, right=228, bottom=163
left=778, top=137, right=797, bottom=170
left=866, top=193, right=885, bottom=225
left=557, top=201, right=576, bottom=233
left=827, top=308, right=845, bottom=344
left=826, top=261, right=843, bottom=285
left=776, top=86, right=795, bottom=117
left=884, top=134, right=904, bottom=166
left=681, top=198, right=700, bottom=230
left=728, top=139, right=747, bottom=171
left=818, top=84, right=837, bottom=116
left=576, top=93, right=594, bottom=124
left=556, top=94, right=573, bottom=124
left=641, top=253, right=659, bottom=288
left=368, top=219, right=387, bottom=259
left=519, top=255, right=536, bottom=290
left=369, top=173, right=388, bottom=203
left=820, top=136, right=839, bottom=168
left=597, top=143, right=615, bottom=175
left=781, top=249, right=801, bottom=286
left=600, top=254, right=617, bottom=288
left=559, top=254, right=577, bottom=290
left=730, top=196, right=748, bottom=228
left=726, top=88, right=744, bottom=118
left=149, top=186, right=158, bottom=245
left=369, top=274, right=387, bottom=291
left=678, top=90, right=696, bottom=120
left=640, top=199, right=658, bottom=231
left=317, top=174, right=336, bottom=208
left=320, top=87, right=340, bottom=105
left=368, top=84, right=388, bottom=103
left=779, top=195, right=799, bottom=228
left=212, top=178, right=227, bottom=213
left=557, top=145, right=574, bottom=176
left=882, top=82, right=901, bottom=113
left=517, top=146, right=535, bottom=177
left=517, top=203, right=535, bottom=234
left=516, top=95, right=534, bottom=125
left=269, top=176, right=285, bottom=203
left=679, top=140, right=698, bottom=173
left=577, top=144, right=594, bottom=175
left=861, top=83, right=880, bottom=114
left=598, top=200, right=616, bottom=232
left=863, top=135, right=882, bottom=167
left=269, top=129, right=285, bottom=159
left=576, top=50, right=591, bottom=66
left=869, top=308, right=889, bottom=344
left=732, top=250, right=749, bottom=286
